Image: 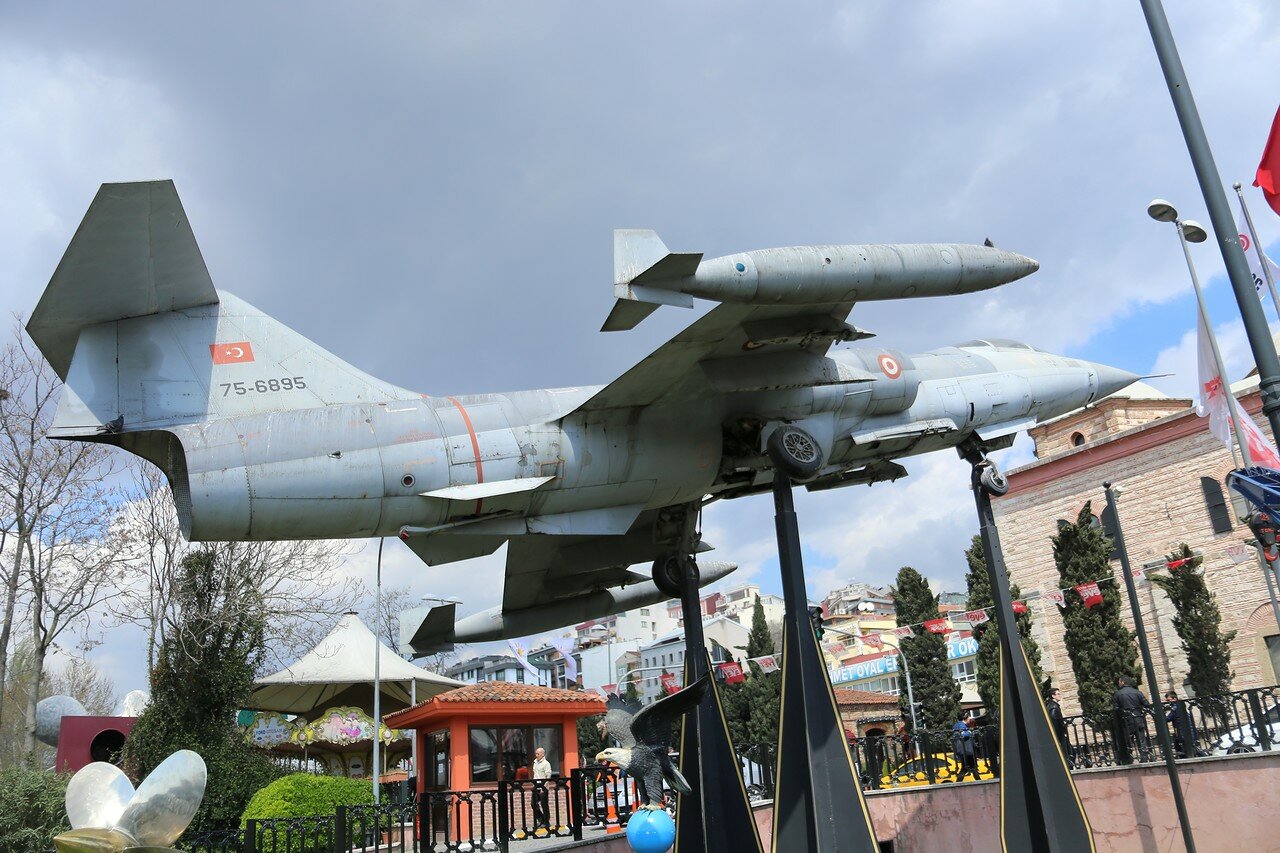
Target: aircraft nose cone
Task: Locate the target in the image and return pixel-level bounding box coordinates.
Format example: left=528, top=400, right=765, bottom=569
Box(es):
left=1005, top=251, right=1040, bottom=280
left=1092, top=362, right=1141, bottom=400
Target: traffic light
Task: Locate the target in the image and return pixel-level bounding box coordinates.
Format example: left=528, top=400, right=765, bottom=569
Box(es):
left=1248, top=511, right=1278, bottom=562
left=808, top=606, right=826, bottom=640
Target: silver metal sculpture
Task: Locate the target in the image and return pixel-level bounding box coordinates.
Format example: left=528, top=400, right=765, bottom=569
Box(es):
left=54, top=750, right=207, bottom=853
left=35, top=695, right=88, bottom=747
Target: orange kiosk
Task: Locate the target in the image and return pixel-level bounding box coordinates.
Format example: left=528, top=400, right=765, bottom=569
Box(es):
left=385, top=681, right=604, bottom=843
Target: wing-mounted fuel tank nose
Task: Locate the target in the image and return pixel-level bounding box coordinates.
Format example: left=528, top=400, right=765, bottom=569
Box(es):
left=603, top=231, right=1039, bottom=331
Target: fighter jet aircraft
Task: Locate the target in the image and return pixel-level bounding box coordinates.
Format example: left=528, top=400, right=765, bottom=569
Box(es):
left=27, top=182, right=1138, bottom=650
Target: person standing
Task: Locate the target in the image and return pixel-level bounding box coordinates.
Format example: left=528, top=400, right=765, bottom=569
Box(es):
left=951, top=713, right=977, bottom=782
left=1114, top=676, right=1151, bottom=763
left=532, top=746, right=553, bottom=830
left=1045, top=688, right=1072, bottom=766
left=1164, top=690, right=1196, bottom=758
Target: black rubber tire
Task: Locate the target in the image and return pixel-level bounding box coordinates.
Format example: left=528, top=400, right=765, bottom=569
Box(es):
left=766, top=424, right=824, bottom=480
left=979, top=465, right=1009, bottom=497
left=652, top=554, right=688, bottom=598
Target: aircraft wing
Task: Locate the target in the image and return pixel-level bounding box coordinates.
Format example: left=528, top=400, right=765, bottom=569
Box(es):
left=573, top=299, right=869, bottom=413
left=497, top=508, right=709, bottom=611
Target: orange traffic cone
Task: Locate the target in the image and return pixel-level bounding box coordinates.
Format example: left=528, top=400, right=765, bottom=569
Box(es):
left=605, top=778, right=621, bottom=834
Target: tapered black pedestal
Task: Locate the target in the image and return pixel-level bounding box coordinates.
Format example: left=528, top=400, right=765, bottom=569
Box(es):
left=970, top=462, right=1095, bottom=852
left=770, top=476, right=880, bottom=853
left=674, top=559, right=764, bottom=853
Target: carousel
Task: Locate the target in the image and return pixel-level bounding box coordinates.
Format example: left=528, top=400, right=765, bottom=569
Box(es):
left=240, top=612, right=461, bottom=778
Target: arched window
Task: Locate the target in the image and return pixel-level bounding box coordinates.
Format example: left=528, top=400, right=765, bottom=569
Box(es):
left=1200, top=477, right=1233, bottom=535
left=1071, top=432, right=1086, bottom=447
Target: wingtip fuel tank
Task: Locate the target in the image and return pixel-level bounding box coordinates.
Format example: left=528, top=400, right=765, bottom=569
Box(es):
left=406, top=560, right=739, bottom=654
left=604, top=230, right=1039, bottom=331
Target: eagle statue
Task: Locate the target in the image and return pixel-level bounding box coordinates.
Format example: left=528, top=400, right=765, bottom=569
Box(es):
left=595, top=675, right=710, bottom=810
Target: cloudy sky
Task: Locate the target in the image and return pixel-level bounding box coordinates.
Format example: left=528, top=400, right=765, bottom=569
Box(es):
left=3, top=2, right=1279, bottom=694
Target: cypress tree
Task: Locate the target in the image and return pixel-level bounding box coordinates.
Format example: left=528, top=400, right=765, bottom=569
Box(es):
left=746, top=596, right=774, bottom=659
left=1053, top=503, right=1141, bottom=724
left=964, top=535, right=1045, bottom=719
left=1149, top=544, right=1235, bottom=699
left=723, top=595, right=781, bottom=746
left=892, top=566, right=962, bottom=731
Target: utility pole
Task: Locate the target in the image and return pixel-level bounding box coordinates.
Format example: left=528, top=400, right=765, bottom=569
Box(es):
left=1105, top=483, right=1197, bottom=853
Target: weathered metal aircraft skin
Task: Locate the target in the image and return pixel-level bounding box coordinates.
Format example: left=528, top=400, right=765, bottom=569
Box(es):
left=27, top=182, right=1138, bottom=647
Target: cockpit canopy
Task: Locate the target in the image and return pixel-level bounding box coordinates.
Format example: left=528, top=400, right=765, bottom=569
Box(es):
left=954, top=338, right=1038, bottom=352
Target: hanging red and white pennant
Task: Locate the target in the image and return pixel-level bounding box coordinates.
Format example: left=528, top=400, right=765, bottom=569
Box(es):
left=924, top=618, right=950, bottom=634
left=895, top=626, right=915, bottom=639
left=862, top=633, right=884, bottom=649
left=965, top=609, right=990, bottom=626
left=1075, top=582, right=1103, bottom=609
left=1044, top=589, right=1066, bottom=608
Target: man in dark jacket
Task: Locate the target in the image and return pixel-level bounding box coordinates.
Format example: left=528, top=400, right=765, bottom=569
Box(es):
left=1165, top=690, right=1197, bottom=758
left=951, top=713, right=978, bottom=781
left=1045, top=688, right=1072, bottom=766
left=1114, top=676, right=1151, bottom=762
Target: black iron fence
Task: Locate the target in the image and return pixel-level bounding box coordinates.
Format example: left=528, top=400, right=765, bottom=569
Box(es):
left=177, top=685, right=1278, bottom=851
left=1061, top=684, right=1279, bottom=768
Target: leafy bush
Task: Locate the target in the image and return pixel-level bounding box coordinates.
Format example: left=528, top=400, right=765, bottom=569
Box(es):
left=241, top=773, right=374, bottom=822
left=242, top=774, right=374, bottom=853
left=0, top=768, right=69, bottom=853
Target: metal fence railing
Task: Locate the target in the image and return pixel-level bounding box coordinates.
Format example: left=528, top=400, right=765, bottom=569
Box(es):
left=173, top=685, right=1278, bottom=851
left=1061, top=684, right=1279, bottom=768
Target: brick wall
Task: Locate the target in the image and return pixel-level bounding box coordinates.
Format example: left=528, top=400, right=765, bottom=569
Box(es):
left=993, top=402, right=1279, bottom=715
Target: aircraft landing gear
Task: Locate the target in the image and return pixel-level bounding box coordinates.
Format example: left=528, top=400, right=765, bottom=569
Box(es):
left=653, top=553, right=693, bottom=598
left=766, top=424, right=824, bottom=480
left=958, top=438, right=1009, bottom=496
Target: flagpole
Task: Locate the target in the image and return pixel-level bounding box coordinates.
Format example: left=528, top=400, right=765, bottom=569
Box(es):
left=1234, top=182, right=1280, bottom=324
left=1179, top=219, right=1252, bottom=468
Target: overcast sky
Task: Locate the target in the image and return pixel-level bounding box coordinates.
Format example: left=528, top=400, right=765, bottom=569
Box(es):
left=3, top=2, right=1279, bottom=695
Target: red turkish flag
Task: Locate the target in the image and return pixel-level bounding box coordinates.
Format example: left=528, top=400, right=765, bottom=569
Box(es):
left=1257, top=105, right=1280, bottom=216
left=1011, top=601, right=1029, bottom=615
left=1075, top=582, right=1103, bottom=609
left=924, top=618, right=950, bottom=634
left=717, top=662, right=745, bottom=685
left=210, top=341, right=255, bottom=364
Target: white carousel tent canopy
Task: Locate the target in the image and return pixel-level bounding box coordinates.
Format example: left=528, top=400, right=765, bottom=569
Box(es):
left=248, top=612, right=462, bottom=716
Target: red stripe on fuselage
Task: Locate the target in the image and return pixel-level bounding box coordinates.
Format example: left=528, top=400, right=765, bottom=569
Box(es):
left=446, top=397, right=485, bottom=515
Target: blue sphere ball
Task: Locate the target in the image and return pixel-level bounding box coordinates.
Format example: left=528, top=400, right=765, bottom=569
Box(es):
left=626, top=808, right=676, bottom=853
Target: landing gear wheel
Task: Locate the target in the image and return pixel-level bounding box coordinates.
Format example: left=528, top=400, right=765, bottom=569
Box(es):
left=979, top=463, right=1009, bottom=497
left=767, top=425, right=824, bottom=480
left=653, top=554, right=691, bottom=598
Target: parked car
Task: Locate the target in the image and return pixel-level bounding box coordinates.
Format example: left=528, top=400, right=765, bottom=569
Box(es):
left=1210, top=701, right=1280, bottom=754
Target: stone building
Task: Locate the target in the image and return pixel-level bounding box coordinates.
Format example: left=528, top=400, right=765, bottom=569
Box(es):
left=991, top=380, right=1280, bottom=715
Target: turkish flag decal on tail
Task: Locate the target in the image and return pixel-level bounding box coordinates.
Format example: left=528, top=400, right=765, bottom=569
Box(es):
left=1256, top=104, right=1280, bottom=217
left=211, top=341, right=255, bottom=364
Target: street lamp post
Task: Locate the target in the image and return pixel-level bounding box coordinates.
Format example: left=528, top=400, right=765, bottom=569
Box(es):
left=1104, top=483, right=1197, bottom=853
left=1136, top=0, right=1280, bottom=440
left=1151, top=200, right=1280, bottom=634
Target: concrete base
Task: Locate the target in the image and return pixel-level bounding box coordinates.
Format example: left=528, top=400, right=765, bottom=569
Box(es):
left=551, top=752, right=1280, bottom=852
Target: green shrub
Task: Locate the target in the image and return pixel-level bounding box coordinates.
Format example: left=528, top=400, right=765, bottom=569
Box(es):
left=0, top=768, right=70, bottom=853
left=241, top=773, right=374, bottom=853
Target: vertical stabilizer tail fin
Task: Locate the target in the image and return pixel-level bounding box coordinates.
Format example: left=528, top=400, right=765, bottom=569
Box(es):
left=601, top=230, right=701, bottom=331
left=28, top=180, right=219, bottom=378
left=27, top=181, right=411, bottom=440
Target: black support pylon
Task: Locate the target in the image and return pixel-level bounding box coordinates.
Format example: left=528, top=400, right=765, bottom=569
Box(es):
left=968, top=455, right=1096, bottom=852
left=770, top=475, right=881, bottom=853
left=673, top=558, right=764, bottom=853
